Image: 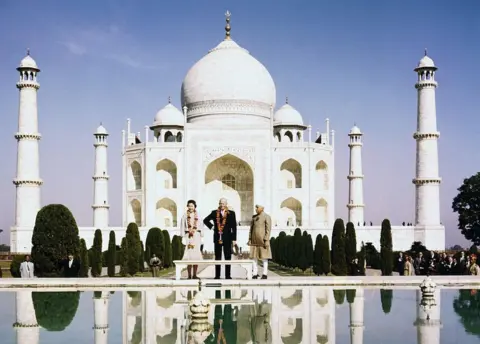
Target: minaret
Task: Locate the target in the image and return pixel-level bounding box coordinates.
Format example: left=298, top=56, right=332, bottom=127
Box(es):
left=349, top=288, right=364, bottom=344
left=12, top=50, right=43, bottom=254
left=347, top=125, right=364, bottom=225
left=92, top=124, right=110, bottom=229
left=414, top=290, right=441, bottom=344
left=413, top=50, right=443, bottom=248
left=93, top=291, right=110, bottom=344
left=13, top=291, right=40, bottom=344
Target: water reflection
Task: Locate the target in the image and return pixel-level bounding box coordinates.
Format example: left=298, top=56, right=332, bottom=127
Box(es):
left=11, top=286, right=480, bottom=343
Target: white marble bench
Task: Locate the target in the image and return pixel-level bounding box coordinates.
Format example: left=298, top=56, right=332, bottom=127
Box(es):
left=173, top=259, right=255, bottom=280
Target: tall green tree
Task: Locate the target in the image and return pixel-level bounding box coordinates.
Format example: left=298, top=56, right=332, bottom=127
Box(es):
left=293, top=228, right=303, bottom=268
left=380, top=289, right=393, bottom=314
left=333, top=290, right=346, bottom=305
left=91, top=229, right=103, bottom=277
left=321, top=236, right=331, bottom=274
left=313, top=234, right=323, bottom=275
left=346, top=289, right=357, bottom=304
left=107, top=231, right=116, bottom=277
left=138, top=241, right=145, bottom=273
left=380, top=219, right=393, bottom=276
left=31, top=204, right=80, bottom=277
left=345, top=222, right=357, bottom=274
left=331, top=218, right=347, bottom=276
left=79, top=239, right=89, bottom=277
left=452, top=172, right=480, bottom=245
left=32, top=291, right=80, bottom=331
left=306, top=233, right=314, bottom=268
left=126, top=223, right=141, bottom=275
left=145, top=227, right=165, bottom=264
left=171, top=235, right=181, bottom=261
left=120, top=237, right=128, bottom=277
left=162, top=230, right=173, bottom=268
left=357, top=242, right=366, bottom=275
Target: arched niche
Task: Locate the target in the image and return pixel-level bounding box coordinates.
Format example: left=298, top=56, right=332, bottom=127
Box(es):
left=280, top=197, right=302, bottom=227
left=315, top=198, right=328, bottom=227
left=156, top=159, right=177, bottom=192
left=280, top=158, right=302, bottom=188
left=315, top=160, right=329, bottom=190
left=129, top=199, right=141, bottom=226
left=155, top=198, right=177, bottom=228
left=127, top=161, right=142, bottom=191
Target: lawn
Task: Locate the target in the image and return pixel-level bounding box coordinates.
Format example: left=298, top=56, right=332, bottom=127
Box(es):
left=0, top=260, right=12, bottom=278
left=265, top=261, right=315, bottom=277
left=110, top=267, right=175, bottom=278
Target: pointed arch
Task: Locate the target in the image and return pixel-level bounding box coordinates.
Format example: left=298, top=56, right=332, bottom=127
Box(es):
left=315, top=198, right=328, bottom=227
left=156, top=159, right=177, bottom=190
left=155, top=198, right=177, bottom=227
left=176, top=132, right=183, bottom=142
left=204, top=154, right=254, bottom=224
left=128, top=161, right=142, bottom=191
left=275, top=132, right=281, bottom=142
left=164, top=131, right=175, bottom=142
left=280, top=158, right=302, bottom=188
left=129, top=199, right=141, bottom=226
left=315, top=160, right=329, bottom=190
left=284, top=131, right=293, bottom=142
left=280, top=197, right=302, bottom=227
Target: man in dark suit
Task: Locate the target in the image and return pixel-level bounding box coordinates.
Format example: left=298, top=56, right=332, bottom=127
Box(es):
left=62, top=253, right=81, bottom=277
left=204, top=198, right=237, bottom=279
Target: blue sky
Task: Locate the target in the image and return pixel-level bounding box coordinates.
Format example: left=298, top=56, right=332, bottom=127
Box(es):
left=0, top=0, right=478, bottom=247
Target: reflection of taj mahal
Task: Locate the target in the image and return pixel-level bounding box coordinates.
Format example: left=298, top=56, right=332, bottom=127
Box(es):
left=10, top=12, right=445, bottom=252
left=12, top=287, right=444, bottom=344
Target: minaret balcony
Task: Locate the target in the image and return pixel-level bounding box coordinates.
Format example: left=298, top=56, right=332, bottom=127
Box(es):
left=413, top=132, right=440, bottom=140
left=412, top=178, right=442, bottom=185
left=347, top=174, right=364, bottom=180
left=14, top=132, right=41, bottom=140
left=347, top=204, right=365, bottom=209
left=415, top=80, right=437, bottom=89
left=92, top=204, right=110, bottom=209
left=16, top=81, right=40, bottom=89
left=12, top=178, right=43, bottom=186
left=92, top=174, right=110, bottom=180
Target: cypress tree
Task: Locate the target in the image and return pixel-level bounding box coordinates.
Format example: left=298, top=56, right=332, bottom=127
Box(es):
left=346, top=289, right=357, bottom=303
left=306, top=233, right=314, bottom=269
left=270, top=237, right=276, bottom=262
left=358, top=242, right=366, bottom=275
left=321, top=235, right=331, bottom=274
left=126, top=222, right=142, bottom=275
left=107, top=231, right=116, bottom=277
left=293, top=228, right=303, bottom=268
left=333, top=289, right=346, bottom=305
left=380, top=219, right=394, bottom=276
left=162, top=230, right=173, bottom=268
left=138, top=241, right=145, bottom=273
left=79, top=239, right=89, bottom=277
left=313, top=234, right=323, bottom=275
left=331, top=218, right=347, bottom=276
left=120, top=237, right=128, bottom=276
left=345, top=222, right=357, bottom=275
left=31, top=204, right=80, bottom=277
left=145, top=227, right=165, bottom=264
left=91, top=229, right=103, bottom=277
left=380, top=289, right=393, bottom=314
left=171, top=235, right=179, bottom=261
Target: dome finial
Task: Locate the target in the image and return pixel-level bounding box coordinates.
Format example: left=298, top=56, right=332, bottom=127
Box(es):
left=168, top=96, right=171, bottom=104
left=26, top=48, right=30, bottom=56
left=285, top=96, right=289, bottom=104
left=225, top=10, right=231, bottom=40
left=100, top=121, right=103, bottom=126
left=424, top=48, right=428, bottom=56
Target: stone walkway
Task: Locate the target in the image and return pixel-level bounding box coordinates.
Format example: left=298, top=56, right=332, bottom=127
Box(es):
left=181, top=263, right=281, bottom=280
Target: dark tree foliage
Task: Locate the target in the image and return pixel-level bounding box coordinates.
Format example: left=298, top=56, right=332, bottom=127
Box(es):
left=120, top=237, right=128, bottom=276
left=293, top=228, right=303, bottom=269
left=79, top=239, right=89, bottom=277
left=345, top=222, right=357, bottom=272
left=321, top=236, right=331, bottom=274
left=380, top=219, right=393, bottom=276
left=126, top=223, right=141, bottom=275
left=331, top=218, right=347, bottom=276
left=9, top=255, right=26, bottom=278
left=145, top=227, right=165, bottom=263
left=32, top=292, right=80, bottom=331
left=171, top=235, right=181, bottom=261
left=276, top=232, right=287, bottom=266
left=91, top=229, right=103, bottom=277
left=306, top=234, right=314, bottom=268
left=470, top=245, right=479, bottom=254
left=365, top=243, right=381, bottom=269
left=452, top=172, right=480, bottom=245
left=31, top=204, right=80, bottom=277
left=380, top=289, right=393, bottom=314
left=297, top=231, right=308, bottom=271
left=162, top=230, right=173, bottom=268
left=313, top=234, right=323, bottom=275
left=107, top=231, right=116, bottom=277
left=357, top=242, right=366, bottom=275
left=346, top=289, right=357, bottom=304
left=138, top=241, right=145, bottom=273
left=270, top=237, right=276, bottom=261
left=333, top=289, right=346, bottom=305
left=453, top=289, right=480, bottom=338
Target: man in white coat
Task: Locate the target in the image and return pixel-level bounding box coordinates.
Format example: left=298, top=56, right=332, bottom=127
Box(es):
left=20, top=255, right=34, bottom=278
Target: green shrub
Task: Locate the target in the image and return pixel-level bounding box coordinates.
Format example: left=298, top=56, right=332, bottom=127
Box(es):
left=333, top=289, right=345, bottom=305
left=380, top=289, right=393, bottom=314
left=145, top=227, right=165, bottom=264
left=32, top=291, right=80, bottom=331
left=79, top=239, right=89, bottom=277
left=91, top=229, right=103, bottom=277
left=346, top=289, right=357, bottom=303
left=380, top=219, right=393, bottom=276
left=313, top=234, right=323, bottom=275
left=162, top=230, right=172, bottom=268
left=126, top=223, right=141, bottom=275
left=9, top=255, right=26, bottom=278
left=120, top=237, right=128, bottom=276
left=331, top=219, right=347, bottom=276
left=107, top=231, right=116, bottom=277
left=321, top=236, right=331, bottom=274
left=31, top=204, right=80, bottom=277
left=345, top=222, right=357, bottom=274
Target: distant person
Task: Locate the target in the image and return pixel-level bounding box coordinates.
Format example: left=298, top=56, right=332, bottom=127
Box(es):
left=397, top=252, right=405, bottom=276
left=62, top=254, right=80, bottom=277
left=404, top=256, right=414, bottom=276
left=180, top=199, right=204, bottom=279
left=248, top=204, right=272, bottom=279
left=350, top=258, right=362, bottom=276
left=149, top=254, right=161, bottom=277
left=20, top=255, right=34, bottom=278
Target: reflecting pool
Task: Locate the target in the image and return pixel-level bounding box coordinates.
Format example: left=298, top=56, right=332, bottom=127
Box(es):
left=0, top=286, right=479, bottom=343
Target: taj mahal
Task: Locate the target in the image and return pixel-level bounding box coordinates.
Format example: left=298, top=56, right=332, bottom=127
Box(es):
left=9, top=12, right=445, bottom=253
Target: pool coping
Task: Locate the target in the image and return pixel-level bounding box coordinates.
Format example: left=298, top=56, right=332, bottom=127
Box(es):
left=0, top=275, right=479, bottom=291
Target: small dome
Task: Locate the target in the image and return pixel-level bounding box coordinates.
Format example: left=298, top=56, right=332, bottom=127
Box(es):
left=415, top=50, right=436, bottom=70
left=349, top=125, right=362, bottom=135
left=274, top=102, right=304, bottom=127
left=95, top=124, right=108, bottom=135
left=18, top=53, right=39, bottom=70
left=152, top=102, right=184, bottom=127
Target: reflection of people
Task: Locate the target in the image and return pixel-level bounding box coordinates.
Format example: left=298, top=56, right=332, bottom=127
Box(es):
left=248, top=205, right=271, bottom=279
left=62, top=254, right=80, bottom=277
left=250, top=300, right=272, bottom=344
left=149, top=254, right=161, bottom=277
left=212, top=290, right=237, bottom=343
left=204, top=198, right=237, bottom=279
left=20, top=255, right=35, bottom=278
left=180, top=200, right=204, bottom=279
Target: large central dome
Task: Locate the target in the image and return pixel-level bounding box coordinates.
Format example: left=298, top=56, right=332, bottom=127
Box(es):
left=181, top=15, right=276, bottom=125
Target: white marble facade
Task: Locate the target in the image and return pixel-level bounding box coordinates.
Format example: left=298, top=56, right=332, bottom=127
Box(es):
left=9, top=13, right=445, bottom=253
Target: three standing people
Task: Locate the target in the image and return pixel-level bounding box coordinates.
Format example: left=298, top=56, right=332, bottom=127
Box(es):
left=248, top=204, right=272, bottom=279
left=180, top=200, right=204, bottom=279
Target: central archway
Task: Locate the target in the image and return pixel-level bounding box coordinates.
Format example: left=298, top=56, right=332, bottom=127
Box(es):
left=204, top=154, right=254, bottom=224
